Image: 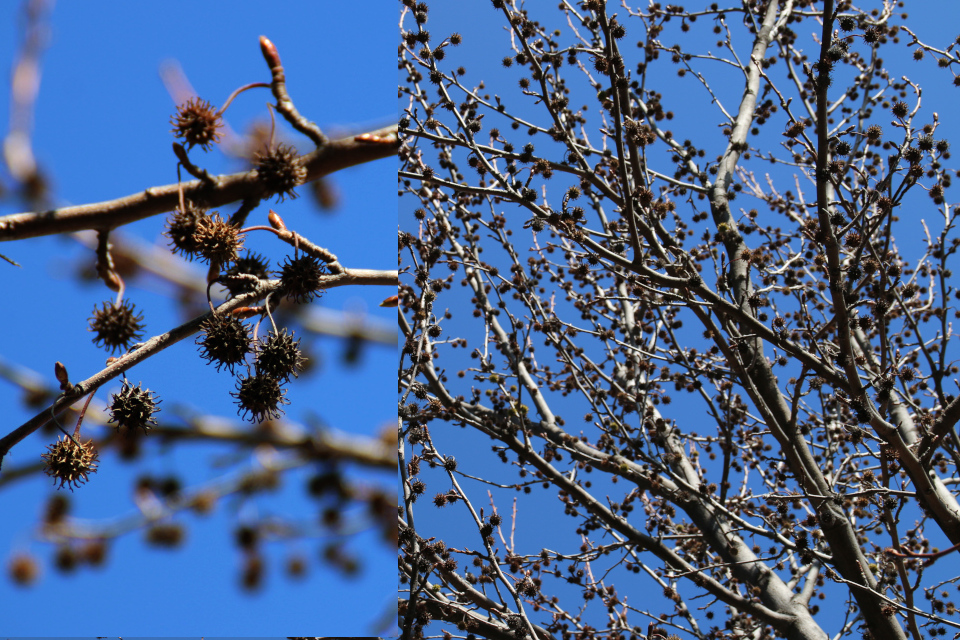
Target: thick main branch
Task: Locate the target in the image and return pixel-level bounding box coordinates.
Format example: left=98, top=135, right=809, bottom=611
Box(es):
left=0, top=124, right=397, bottom=242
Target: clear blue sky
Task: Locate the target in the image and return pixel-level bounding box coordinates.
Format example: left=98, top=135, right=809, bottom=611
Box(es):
left=0, top=1, right=394, bottom=636
left=403, top=1, right=960, bottom=637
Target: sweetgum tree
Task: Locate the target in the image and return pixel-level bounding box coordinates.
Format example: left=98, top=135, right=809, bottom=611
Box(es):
left=399, top=1, right=960, bottom=639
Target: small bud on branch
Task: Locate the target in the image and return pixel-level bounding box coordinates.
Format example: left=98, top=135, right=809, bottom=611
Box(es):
left=54, top=361, right=73, bottom=393
left=259, top=36, right=281, bottom=70
left=268, top=209, right=287, bottom=231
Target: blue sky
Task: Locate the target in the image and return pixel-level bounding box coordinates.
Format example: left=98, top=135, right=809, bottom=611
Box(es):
left=0, top=1, right=394, bottom=636
left=402, top=1, right=960, bottom=638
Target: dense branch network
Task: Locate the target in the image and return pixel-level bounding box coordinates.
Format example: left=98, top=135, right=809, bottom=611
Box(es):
left=399, top=2, right=960, bottom=640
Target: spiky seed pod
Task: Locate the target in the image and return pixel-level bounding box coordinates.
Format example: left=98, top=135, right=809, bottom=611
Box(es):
left=89, top=300, right=145, bottom=353
left=233, top=372, right=289, bottom=423
left=164, top=201, right=206, bottom=258
left=222, top=251, right=271, bottom=297
left=255, top=328, right=306, bottom=382
left=170, top=98, right=223, bottom=151
left=255, top=143, right=306, bottom=202
left=197, top=314, right=251, bottom=372
left=194, top=212, right=243, bottom=265
left=108, top=380, right=161, bottom=433
left=279, top=254, right=326, bottom=303
left=41, top=435, right=99, bottom=491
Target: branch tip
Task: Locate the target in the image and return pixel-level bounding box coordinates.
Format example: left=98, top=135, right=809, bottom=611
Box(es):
left=259, top=36, right=281, bottom=69
left=268, top=209, right=287, bottom=231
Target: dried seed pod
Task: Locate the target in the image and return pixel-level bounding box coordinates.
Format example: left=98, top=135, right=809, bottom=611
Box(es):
left=164, top=201, right=206, bottom=259
left=108, top=380, right=161, bottom=433
left=222, top=251, right=271, bottom=297
left=89, top=300, right=145, bottom=353
left=194, top=212, right=243, bottom=265
left=170, top=97, right=223, bottom=151
left=233, top=372, right=289, bottom=423
left=41, top=435, right=99, bottom=491
left=279, top=254, right=325, bottom=304
left=254, top=328, right=306, bottom=382
left=255, top=143, right=306, bottom=202
left=197, top=314, right=251, bottom=372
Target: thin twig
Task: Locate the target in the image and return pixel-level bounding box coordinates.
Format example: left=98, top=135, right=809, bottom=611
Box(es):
left=259, top=36, right=327, bottom=148
left=219, top=81, right=270, bottom=115
left=241, top=220, right=345, bottom=274
left=172, top=142, right=218, bottom=185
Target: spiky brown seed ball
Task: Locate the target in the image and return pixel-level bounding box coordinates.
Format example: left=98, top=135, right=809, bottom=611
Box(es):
left=197, top=314, right=251, bottom=372
left=108, top=380, right=161, bottom=433
left=164, top=202, right=206, bottom=259
left=233, top=372, right=289, bottom=423
left=41, top=435, right=99, bottom=491
left=222, top=251, right=271, bottom=297
left=89, top=300, right=145, bottom=353
left=254, top=328, right=306, bottom=382
left=170, top=98, right=223, bottom=151
left=255, top=143, right=306, bottom=202
left=279, top=254, right=326, bottom=303
left=193, top=212, right=243, bottom=265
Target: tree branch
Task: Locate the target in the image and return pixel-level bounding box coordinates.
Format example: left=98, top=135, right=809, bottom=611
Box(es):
left=0, top=124, right=397, bottom=242
left=0, top=264, right=396, bottom=470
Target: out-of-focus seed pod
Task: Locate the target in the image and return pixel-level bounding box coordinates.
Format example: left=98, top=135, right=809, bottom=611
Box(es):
left=256, top=144, right=305, bottom=202
left=41, top=435, right=99, bottom=490
left=89, top=300, right=145, bottom=353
